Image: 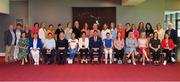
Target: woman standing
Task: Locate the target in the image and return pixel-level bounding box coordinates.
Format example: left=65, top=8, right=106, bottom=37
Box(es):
left=18, top=32, right=29, bottom=65
left=64, top=22, right=73, bottom=40
left=38, top=22, right=47, bottom=44
left=81, top=22, right=90, bottom=38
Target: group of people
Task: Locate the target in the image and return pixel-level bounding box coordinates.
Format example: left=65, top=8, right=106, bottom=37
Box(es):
left=4, top=21, right=177, bottom=66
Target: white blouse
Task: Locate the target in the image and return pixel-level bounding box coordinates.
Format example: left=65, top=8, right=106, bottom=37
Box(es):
left=78, top=38, right=89, bottom=50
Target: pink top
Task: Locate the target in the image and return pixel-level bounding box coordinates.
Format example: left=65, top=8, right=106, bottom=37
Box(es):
left=114, top=38, right=124, bottom=50
left=133, top=29, right=139, bottom=39
left=138, top=38, right=148, bottom=48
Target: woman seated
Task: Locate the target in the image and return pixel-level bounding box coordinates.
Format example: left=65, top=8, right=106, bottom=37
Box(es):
left=29, top=33, right=42, bottom=65
left=79, top=31, right=89, bottom=64
left=43, top=33, right=56, bottom=64
left=18, top=32, right=29, bottom=65
left=161, top=33, right=175, bottom=65
left=68, top=32, right=78, bottom=64
left=56, top=32, right=68, bottom=64
left=103, top=32, right=113, bottom=64
left=125, top=32, right=138, bottom=65
left=138, top=32, right=149, bottom=66
left=149, top=32, right=161, bottom=65
left=113, top=32, right=124, bottom=64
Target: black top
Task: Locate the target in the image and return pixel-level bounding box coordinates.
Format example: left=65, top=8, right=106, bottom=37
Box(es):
left=165, top=29, right=177, bottom=44
left=149, top=38, right=160, bottom=48
left=55, top=28, right=64, bottom=39
left=72, top=27, right=81, bottom=39
left=56, top=38, right=68, bottom=50
left=125, top=29, right=133, bottom=38
left=146, top=29, right=154, bottom=37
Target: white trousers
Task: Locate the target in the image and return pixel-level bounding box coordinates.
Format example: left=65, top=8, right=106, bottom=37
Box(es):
left=104, top=48, right=113, bottom=59
left=31, top=50, right=40, bottom=64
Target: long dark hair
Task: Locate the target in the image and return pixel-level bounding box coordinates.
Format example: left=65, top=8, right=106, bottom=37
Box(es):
left=138, top=22, right=144, bottom=31
left=153, top=32, right=158, bottom=39
left=145, top=23, right=153, bottom=30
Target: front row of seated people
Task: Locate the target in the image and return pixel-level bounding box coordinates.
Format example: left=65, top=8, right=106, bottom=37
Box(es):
left=20, top=30, right=175, bottom=66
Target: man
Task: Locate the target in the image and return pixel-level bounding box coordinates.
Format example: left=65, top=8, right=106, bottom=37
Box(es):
left=56, top=32, right=68, bottom=64
left=4, top=24, right=16, bottom=63
left=89, top=30, right=103, bottom=63
left=43, top=33, right=56, bottom=64
left=165, top=23, right=177, bottom=46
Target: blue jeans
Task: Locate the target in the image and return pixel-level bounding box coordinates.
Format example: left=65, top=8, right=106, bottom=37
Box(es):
left=68, top=48, right=77, bottom=59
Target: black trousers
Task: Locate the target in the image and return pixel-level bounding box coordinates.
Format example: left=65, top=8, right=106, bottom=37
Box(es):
left=79, top=48, right=88, bottom=59
left=56, top=49, right=67, bottom=64
left=43, top=49, right=55, bottom=63
left=150, top=49, right=160, bottom=61
left=163, top=49, right=173, bottom=63
left=114, top=48, right=124, bottom=60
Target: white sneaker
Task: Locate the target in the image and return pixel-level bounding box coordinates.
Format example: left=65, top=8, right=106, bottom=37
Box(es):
left=163, top=60, right=167, bottom=66
left=118, top=60, right=122, bottom=64
left=67, top=59, right=70, bottom=64
left=147, top=58, right=150, bottom=62
left=34, top=63, right=37, bottom=65
left=171, top=57, right=176, bottom=62
left=70, top=59, right=73, bottom=64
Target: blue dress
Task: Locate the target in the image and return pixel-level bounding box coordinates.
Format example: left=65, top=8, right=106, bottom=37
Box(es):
left=125, top=38, right=138, bottom=55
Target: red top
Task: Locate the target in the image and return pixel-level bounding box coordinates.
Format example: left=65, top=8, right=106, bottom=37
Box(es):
left=31, top=27, right=39, bottom=37
left=118, top=28, right=125, bottom=39
left=161, top=39, right=175, bottom=49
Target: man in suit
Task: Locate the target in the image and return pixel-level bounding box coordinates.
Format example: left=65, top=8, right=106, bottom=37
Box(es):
left=89, top=30, right=103, bottom=63
left=4, top=24, right=16, bottom=63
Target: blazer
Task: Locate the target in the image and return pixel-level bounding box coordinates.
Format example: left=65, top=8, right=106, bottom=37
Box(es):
left=29, top=38, right=43, bottom=52
left=165, top=29, right=177, bottom=44
left=89, top=36, right=103, bottom=49
left=4, top=30, right=16, bottom=46
left=161, top=39, right=175, bottom=50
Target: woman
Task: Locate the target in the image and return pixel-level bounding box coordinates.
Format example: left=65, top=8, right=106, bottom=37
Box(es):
left=138, top=32, right=149, bottom=65
left=81, top=22, right=90, bottom=38
left=125, top=23, right=132, bottom=38
left=46, top=24, right=55, bottom=38
left=110, top=22, right=117, bottom=40
left=138, top=22, right=146, bottom=34
left=117, top=23, right=125, bottom=39
left=73, top=21, right=81, bottom=39
left=145, top=23, right=154, bottom=38
left=18, top=32, right=29, bottom=65
left=161, top=33, right=175, bottom=65
left=114, top=32, right=124, bottom=64
left=132, top=24, right=139, bottom=39
left=125, top=32, right=138, bottom=65
left=155, top=23, right=165, bottom=41
left=101, top=23, right=111, bottom=40
left=31, top=22, right=39, bottom=38
left=38, top=22, right=46, bottom=44
left=14, top=23, right=23, bottom=61
left=68, top=32, right=78, bottom=64
left=149, top=32, right=161, bottom=65
left=79, top=31, right=89, bottom=63
left=64, top=22, right=73, bottom=40
left=29, top=33, right=42, bottom=65
left=23, top=24, right=31, bottom=40
left=55, top=24, right=64, bottom=40
left=89, top=23, right=101, bottom=37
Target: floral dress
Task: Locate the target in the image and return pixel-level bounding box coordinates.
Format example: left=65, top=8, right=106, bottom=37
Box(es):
left=18, top=38, right=29, bottom=59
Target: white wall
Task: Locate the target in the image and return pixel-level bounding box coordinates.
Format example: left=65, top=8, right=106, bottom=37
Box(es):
left=0, top=0, right=9, bottom=14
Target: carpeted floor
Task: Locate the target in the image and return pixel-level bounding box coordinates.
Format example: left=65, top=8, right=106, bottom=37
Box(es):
left=0, top=57, right=180, bottom=81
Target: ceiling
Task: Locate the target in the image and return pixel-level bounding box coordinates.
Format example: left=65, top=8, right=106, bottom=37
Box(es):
left=10, top=0, right=146, bottom=6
